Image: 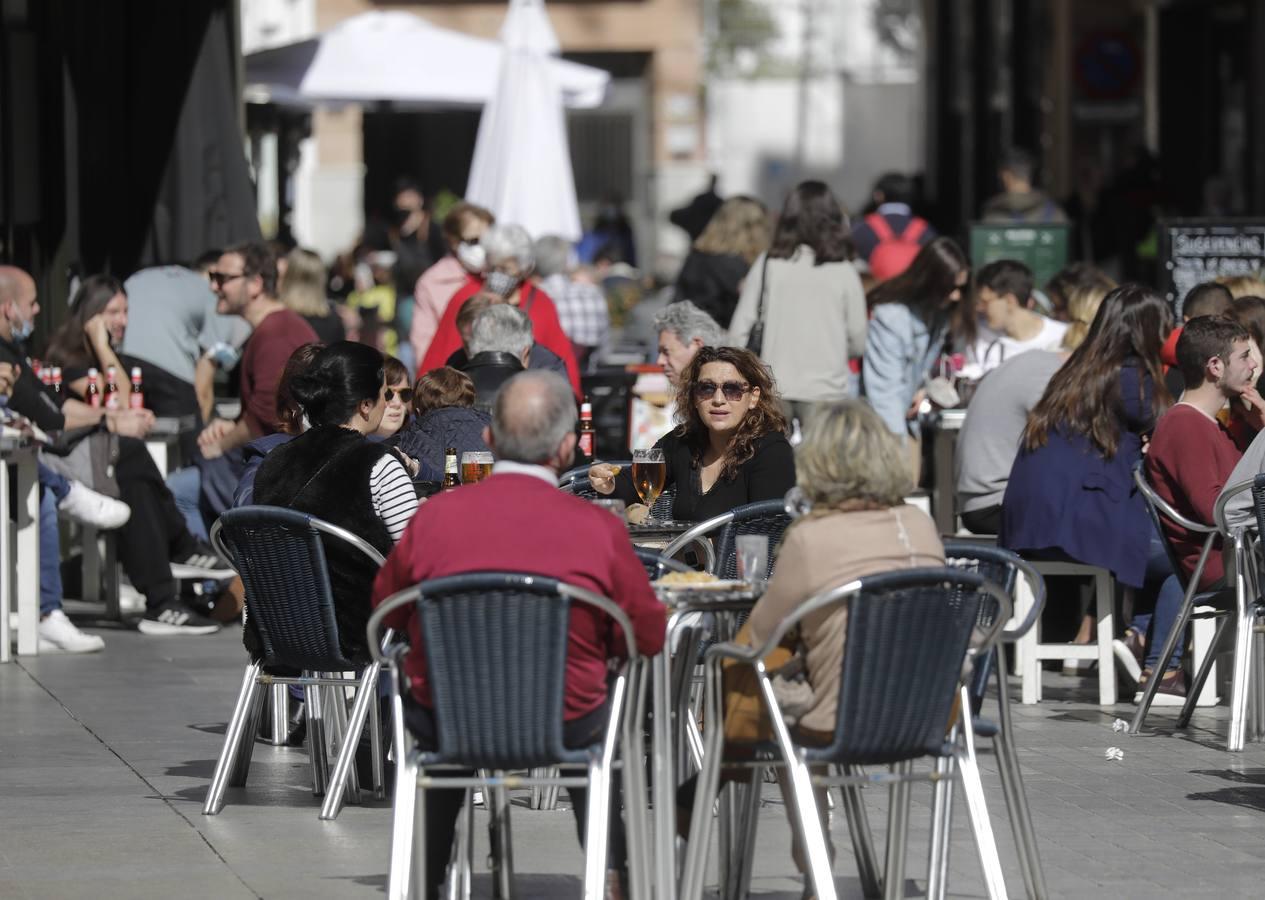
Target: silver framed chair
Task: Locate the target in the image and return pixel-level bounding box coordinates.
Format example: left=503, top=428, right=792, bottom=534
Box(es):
left=662, top=498, right=792, bottom=578
left=678, top=568, right=1013, bottom=900
left=368, top=572, right=651, bottom=900
left=203, top=506, right=389, bottom=820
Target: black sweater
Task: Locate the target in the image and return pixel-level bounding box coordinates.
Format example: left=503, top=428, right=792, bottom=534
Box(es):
left=613, top=429, right=796, bottom=522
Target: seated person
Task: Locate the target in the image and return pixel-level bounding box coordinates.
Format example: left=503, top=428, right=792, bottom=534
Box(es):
left=374, top=355, right=413, bottom=441
left=392, top=367, right=490, bottom=481
left=1142, top=316, right=1263, bottom=699
left=680, top=399, right=944, bottom=875
left=371, top=370, right=665, bottom=900
left=1161, top=282, right=1234, bottom=397
left=460, top=304, right=534, bottom=412
left=252, top=341, right=418, bottom=661
left=590, top=346, right=796, bottom=521
left=956, top=279, right=1109, bottom=534
left=234, top=342, right=323, bottom=507
left=442, top=291, right=570, bottom=383
left=967, top=260, right=1068, bottom=375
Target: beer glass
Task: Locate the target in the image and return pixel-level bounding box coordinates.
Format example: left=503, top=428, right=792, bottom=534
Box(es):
left=461, top=452, right=495, bottom=484
left=631, top=448, right=667, bottom=514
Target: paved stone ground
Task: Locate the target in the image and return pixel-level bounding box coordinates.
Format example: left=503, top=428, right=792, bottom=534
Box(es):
left=3, top=627, right=1265, bottom=899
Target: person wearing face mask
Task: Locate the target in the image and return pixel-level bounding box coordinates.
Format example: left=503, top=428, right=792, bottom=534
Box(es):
left=382, top=179, right=447, bottom=306
left=409, top=202, right=495, bottom=366
left=418, top=224, right=582, bottom=397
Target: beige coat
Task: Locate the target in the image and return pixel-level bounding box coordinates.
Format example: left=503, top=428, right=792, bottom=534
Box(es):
left=744, top=505, right=944, bottom=734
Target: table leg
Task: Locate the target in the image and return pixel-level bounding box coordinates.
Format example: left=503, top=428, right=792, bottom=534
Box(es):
left=653, top=638, right=677, bottom=899
left=15, top=453, right=39, bottom=656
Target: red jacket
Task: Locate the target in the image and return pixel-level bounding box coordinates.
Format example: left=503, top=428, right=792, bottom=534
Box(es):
left=418, top=280, right=582, bottom=395
left=371, top=471, right=666, bottom=719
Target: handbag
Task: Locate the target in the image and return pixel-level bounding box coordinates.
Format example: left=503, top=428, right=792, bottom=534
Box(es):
left=745, top=254, right=771, bottom=356
left=721, top=620, right=811, bottom=742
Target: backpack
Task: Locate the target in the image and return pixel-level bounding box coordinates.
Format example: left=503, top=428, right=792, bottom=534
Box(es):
left=866, top=213, right=928, bottom=282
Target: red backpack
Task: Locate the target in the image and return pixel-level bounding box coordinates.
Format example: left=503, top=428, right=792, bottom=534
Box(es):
left=866, top=213, right=928, bottom=282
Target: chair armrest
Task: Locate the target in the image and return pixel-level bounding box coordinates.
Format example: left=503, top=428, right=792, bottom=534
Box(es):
left=367, top=587, right=420, bottom=664
left=1214, top=477, right=1256, bottom=534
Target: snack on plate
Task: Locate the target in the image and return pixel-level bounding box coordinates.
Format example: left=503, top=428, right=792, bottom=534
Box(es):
left=626, top=503, right=650, bottom=525
left=655, top=571, right=718, bottom=586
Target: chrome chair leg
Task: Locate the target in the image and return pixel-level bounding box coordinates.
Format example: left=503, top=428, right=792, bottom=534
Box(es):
left=320, top=662, right=381, bottom=820
left=265, top=682, right=290, bottom=746
left=728, top=769, right=764, bottom=900
left=1229, top=547, right=1255, bottom=752
left=387, top=751, right=419, bottom=900
left=837, top=765, right=882, bottom=899
left=204, top=663, right=262, bottom=815
left=487, top=778, right=514, bottom=900
left=369, top=685, right=386, bottom=799
left=956, top=686, right=1008, bottom=900
left=621, top=662, right=652, bottom=900
left=1179, top=614, right=1232, bottom=729
left=882, top=760, right=912, bottom=900
left=680, top=663, right=728, bottom=900
left=583, top=673, right=626, bottom=900
left=1130, top=578, right=1201, bottom=734
left=233, top=679, right=267, bottom=789
left=993, top=655, right=1046, bottom=899
left=1253, top=625, right=1265, bottom=742
left=305, top=678, right=330, bottom=796
left=925, top=754, right=954, bottom=900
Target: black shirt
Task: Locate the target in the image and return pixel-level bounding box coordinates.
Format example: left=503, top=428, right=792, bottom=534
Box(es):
left=674, top=251, right=751, bottom=330
left=0, top=337, right=65, bottom=431
left=613, top=429, right=796, bottom=522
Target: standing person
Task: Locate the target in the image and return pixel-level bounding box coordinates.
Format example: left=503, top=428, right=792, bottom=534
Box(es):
left=850, top=172, right=938, bottom=282
left=371, top=370, right=664, bottom=900
left=968, top=260, right=1068, bottom=375
left=382, top=178, right=447, bottom=316
left=728, top=181, right=867, bottom=425
left=862, top=237, right=972, bottom=467
left=535, top=234, right=611, bottom=369
left=673, top=195, right=769, bottom=329
left=280, top=247, right=345, bottom=344
left=409, top=202, right=494, bottom=366
left=981, top=147, right=1068, bottom=224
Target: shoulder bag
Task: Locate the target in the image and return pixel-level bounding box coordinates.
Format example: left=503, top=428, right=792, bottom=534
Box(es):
left=745, top=254, right=771, bottom=356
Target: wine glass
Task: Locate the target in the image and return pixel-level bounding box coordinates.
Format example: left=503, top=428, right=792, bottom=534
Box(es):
left=631, top=448, right=667, bottom=518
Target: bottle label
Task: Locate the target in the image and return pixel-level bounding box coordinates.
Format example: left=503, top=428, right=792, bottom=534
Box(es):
left=129, top=392, right=144, bottom=410
left=89, top=394, right=102, bottom=409
left=579, top=431, right=594, bottom=457
left=105, top=394, right=120, bottom=411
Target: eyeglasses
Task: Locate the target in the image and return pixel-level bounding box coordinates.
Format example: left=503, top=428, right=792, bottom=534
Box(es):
left=692, top=380, right=751, bottom=402
left=385, top=387, right=414, bottom=404
left=209, top=271, right=245, bottom=288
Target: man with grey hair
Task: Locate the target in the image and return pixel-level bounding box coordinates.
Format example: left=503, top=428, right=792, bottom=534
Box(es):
left=371, top=369, right=665, bottom=900
left=652, top=300, right=726, bottom=384
left=535, top=234, right=610, bottom=369
left=462, top=304, right=533, bottom=411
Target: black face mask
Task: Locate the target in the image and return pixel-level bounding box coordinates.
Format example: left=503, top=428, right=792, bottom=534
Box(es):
left=392, top=207, right=413, bottom=228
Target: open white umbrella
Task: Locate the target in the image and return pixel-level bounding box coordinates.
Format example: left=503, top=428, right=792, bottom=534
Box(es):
left=244, top=10, right=608, bottom=109
left=465, top=0, right=583, bottom=241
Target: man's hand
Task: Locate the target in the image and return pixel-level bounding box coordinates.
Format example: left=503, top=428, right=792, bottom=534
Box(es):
left=0, top=361, right=18, bottom=397
left=198, top=418, right=236, bottom=459
left=106, top=408, right=155, bottom=438
left=588, top=462, right=621, bottom=495
left=1239, top=387, right=1265, bottom=432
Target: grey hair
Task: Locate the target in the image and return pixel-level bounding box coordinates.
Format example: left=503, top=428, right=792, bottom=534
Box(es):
left=653, top=300, right=726, bottom=348
left=469, top=304, right=533, bottom=357
left=491, top=370, right=577, bottom=464
left=482, top=223, right=535, bottom=270
left=533, top=235, right=573, bottom=278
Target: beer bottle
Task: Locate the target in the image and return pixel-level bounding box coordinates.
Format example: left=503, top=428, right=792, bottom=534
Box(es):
left=104, top=366, right=121, bottom=410
left=128, top=367, right=144, bottom=409
left=577, top=396, right=596, bottom=463
left=86, top=368, right=102, bottom=408
left=51, top=367, right=63, bottom=396
left=441, top=447, right=460, bottom=490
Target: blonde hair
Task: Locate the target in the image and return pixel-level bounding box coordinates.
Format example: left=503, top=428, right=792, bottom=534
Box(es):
left=279, top=248, right=331, bottom=317
left=1061, top=281, right=1112, bottom=350
left=693, top=196, right=770, bottom=264
left=1216, top=274, right=1265, bottom=300
left=795, top=400, right=912, bottom=510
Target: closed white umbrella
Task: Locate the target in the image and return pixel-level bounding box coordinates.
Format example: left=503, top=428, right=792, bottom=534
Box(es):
left=465, top=0, right=583, bottom=241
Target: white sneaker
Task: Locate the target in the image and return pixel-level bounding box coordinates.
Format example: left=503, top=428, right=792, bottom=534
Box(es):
left=58, top=481, right=131, bottom=530
left=118, top=580, right=145, bottom=616
left=38, top=610, right=105, bottom=653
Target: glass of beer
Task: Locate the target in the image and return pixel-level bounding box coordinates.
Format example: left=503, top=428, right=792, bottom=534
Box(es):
left=461, top=452, right=495, bottom=484
left=631, top=448, right=667, bottom=516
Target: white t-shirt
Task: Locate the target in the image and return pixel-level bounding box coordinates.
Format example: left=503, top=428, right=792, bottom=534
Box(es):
left=968, top=316, right=1068, bottom=376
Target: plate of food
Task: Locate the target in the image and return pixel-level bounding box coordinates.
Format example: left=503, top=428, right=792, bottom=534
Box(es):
left=653, top=572, right=750, bottom=592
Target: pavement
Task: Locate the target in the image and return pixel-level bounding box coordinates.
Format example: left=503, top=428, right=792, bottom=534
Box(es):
left=3, top=627, right=1265, bottom=899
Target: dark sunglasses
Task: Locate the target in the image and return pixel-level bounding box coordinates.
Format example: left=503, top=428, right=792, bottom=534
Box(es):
left=209, top=271, right=245, bottom=288
left=692, top=380, right=751, bottom=402
left=385, top=387, right=414, bottom=404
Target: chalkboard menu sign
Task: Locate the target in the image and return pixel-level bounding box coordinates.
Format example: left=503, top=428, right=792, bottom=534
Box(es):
left=969, top=223, right=1070, bottom=288
left=1160, top=220, right=1265, bottom=316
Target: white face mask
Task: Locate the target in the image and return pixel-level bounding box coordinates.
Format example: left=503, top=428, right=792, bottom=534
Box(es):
left=9, top=308, right=34, bottom=342
left=456, top=242, right=486, bottom=274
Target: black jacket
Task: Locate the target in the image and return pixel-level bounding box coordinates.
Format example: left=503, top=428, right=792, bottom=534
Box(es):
left=673, top=251, right=751, bottom=330
left=461, top=351, right=525, bottom=412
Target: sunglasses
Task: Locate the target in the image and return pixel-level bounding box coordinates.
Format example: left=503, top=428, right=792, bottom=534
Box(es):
left=692, top=380, right=751, bottom=402
left=209, top=271, right=245, bottom=288
left=385, top=387, right=414, bottom=404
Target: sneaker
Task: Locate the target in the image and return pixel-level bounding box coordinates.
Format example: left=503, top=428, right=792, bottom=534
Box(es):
left=38, top=609, right=105, bottom=653
left=57, top=481, right=131, bottom=530
left=1134, top=666, right=1187, bottom=706
left=138, top=604, right=222, bottom=636
left=171, top=540, right=235, bottom=580
left=118, top=580, right=145, bottom=616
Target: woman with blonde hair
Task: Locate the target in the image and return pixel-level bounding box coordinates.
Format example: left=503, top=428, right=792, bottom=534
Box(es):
left=1061, top=279, right=1113, bottom=351
left=674, top=196, right=770, bottom=328
left=280, top=247, right=345, bottom=343
left=1216, top=273, right=1265, bottom=300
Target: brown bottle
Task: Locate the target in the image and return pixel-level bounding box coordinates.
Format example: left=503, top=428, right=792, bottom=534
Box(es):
left=86, top=368, right=102, bottom=408
left=577, top=397, right=595, bottom=464
left=104, top=366, right=121, bottom=410
left=441, top=447, right=460, bottom=490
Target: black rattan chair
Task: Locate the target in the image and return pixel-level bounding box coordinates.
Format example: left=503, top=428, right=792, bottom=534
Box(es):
left=662, top=498, right=792, bottom=579
left=633, top=546, right=692, bottom=580
left=203, top=506, right=388, bottom=820
left=368, top=572, right=651, bottom=900
left=679, top=568, right=1012, bottom=900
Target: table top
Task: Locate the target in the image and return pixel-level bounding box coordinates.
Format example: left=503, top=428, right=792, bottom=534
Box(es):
left=654, top=581, right=760, bottom=610
left=627, top=519, right=695, bottom=537
left=0, top=432, right=36, bottom=454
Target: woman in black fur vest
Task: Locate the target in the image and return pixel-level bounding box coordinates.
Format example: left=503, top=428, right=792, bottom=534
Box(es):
left=254, top=341, right=418, bottom=659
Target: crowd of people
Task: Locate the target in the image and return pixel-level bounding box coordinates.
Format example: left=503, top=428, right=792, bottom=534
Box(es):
left=9, top=152, right=1265, bottom=898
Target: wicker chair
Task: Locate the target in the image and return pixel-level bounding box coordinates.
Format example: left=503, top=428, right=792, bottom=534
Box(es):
left=203, top=506, right=388, bottom=821
left=662, top=498, right=791, bottom=579
left=368, top=572, right=651, bottom=900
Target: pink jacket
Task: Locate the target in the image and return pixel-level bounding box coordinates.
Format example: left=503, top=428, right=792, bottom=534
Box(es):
left=410, top=256, right=477, bottom=366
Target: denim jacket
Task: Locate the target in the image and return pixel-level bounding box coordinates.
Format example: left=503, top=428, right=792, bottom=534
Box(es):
left=862, top=302, right=946, bottom=439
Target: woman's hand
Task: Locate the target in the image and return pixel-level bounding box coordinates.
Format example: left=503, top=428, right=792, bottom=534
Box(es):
left=588, top=462, right=621, bottom=495
left=84, top=313, right=111, bottom=351
left=394, top=449, right=420, bottom=477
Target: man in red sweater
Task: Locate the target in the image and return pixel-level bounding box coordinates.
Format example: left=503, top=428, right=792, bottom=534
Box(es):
left=1144, top=315, right=1264, bottom=697
left=372, top=369, right=664, bottom=899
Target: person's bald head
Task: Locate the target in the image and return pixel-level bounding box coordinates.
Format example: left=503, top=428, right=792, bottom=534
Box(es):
left=486, top=370, right=577, bottom=470
left=0, top=265, right=39, bottom=341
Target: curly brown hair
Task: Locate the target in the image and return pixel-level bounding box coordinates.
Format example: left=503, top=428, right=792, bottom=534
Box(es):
left=673, top=345, right=788, bottom=481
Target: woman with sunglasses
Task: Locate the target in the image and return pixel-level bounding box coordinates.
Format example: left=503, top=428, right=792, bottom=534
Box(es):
left=375, top=355, right=413, bottom=440
left=590, top=346, right=796, bottom=521
left=253, top=341, right=418, bottom=660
